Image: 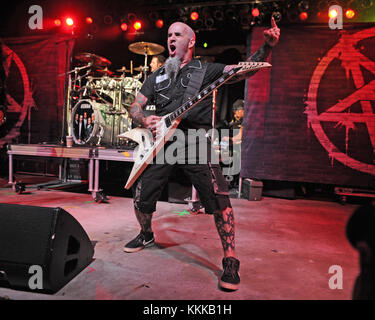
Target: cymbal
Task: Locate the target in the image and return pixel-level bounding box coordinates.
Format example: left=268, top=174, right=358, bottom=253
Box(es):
left=75, top=52, right=111, bottom=67
left=133, top=66, right=148, bottom=72
left=128, top=42, right=165, bottom=55
left=90, top=67, right=114, bottom=76
left=116, top=66, right=131, bottom=73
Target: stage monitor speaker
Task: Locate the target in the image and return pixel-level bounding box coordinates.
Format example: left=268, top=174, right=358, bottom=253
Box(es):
left=0, top=204, right=94, bottom=293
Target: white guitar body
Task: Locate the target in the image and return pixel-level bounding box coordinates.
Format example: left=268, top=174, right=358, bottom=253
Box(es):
left=123, top=61, right=272, bottom=189
left=121, top=115, right=181, bottom=189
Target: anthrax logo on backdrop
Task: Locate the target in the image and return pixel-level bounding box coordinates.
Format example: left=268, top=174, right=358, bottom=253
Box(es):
left=1, top=35, right=73, bottom=147
left=0, top=43, right=35, bottom=148
left=305, top=27, right=375, bottom=175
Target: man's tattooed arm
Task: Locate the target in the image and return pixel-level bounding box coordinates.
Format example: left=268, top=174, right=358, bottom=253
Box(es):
left=223, top=43, right=272, bottom=83
left=129, top=93, right=148, bottom=127
left=241, top=43, right=272, bottom=79
left=247, top=42, right=272, bottom=62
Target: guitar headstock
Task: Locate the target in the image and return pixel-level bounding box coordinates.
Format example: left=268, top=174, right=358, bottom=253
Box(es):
left=238, top=61, right=272, bottom=73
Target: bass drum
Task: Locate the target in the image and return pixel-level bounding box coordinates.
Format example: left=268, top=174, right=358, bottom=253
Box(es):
left=70, top=99, right=132, bottom=146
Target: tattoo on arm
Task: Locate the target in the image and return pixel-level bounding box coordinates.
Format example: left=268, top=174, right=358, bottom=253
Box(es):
left=248, top=42, right=272, bottom=62
left=130, top=94, right=148, bottom=127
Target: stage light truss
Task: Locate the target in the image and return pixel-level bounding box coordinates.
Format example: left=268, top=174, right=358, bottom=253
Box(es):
left=47, top=0, right=374, bottom=37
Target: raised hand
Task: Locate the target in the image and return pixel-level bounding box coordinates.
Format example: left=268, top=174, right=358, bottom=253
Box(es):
left=264, top=17, right=280, bottom=47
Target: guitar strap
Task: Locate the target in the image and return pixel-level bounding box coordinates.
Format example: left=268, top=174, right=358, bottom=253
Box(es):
left=183, top=62, right=208, bottom=102
left=183, top=62, right=229, bottom=196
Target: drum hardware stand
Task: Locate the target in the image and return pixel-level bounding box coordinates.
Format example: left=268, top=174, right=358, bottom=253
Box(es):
left=103, top=84, right=126, bottom=147
left=56, top=37, right=76, bottom=145
left=96, top=125, right=105, bottom=146
left=114, top=85, right=122, bottom=146
left=59, top=62, right=91, bottom=137
left=142, top=48, right=149, bottom=81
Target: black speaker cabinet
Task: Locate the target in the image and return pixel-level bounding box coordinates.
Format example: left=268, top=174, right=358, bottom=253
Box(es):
left=0, top=204, right=94, bottom=293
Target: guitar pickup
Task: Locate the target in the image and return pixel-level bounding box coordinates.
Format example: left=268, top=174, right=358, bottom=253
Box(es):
left=165, top=117, right=171, bottom=128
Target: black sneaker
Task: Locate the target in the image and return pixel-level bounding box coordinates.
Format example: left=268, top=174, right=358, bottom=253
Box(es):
left=123, top=231, right=155, bottom=253
left=219, top=257, right=240, bottom=291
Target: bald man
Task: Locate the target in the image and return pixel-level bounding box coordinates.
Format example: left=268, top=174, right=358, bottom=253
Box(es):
left=126, top=20, right=280, bottom=291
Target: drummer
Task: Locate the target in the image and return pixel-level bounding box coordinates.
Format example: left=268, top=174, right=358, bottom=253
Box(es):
left=149, top=54, right=166, bottom=73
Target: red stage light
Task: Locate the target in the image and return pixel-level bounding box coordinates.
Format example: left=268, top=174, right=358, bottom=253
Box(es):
left=190, top=12, right=199, bottom=21
left=66, top=17, right=74, bottom=26
left=86, top=17, right=93, bottom=24
left=120, top=22, right=128, bottom=31
left=300, top=12, right=308, bottom=21
left=133, top=21, right=142, bottom=30
left=54, top=19, right=61, bottom=27
left=252, top=8, right=260, bottom=17
left=345, top=9, right=355, bottom=19
left=156, top=19, right=164, bottom=28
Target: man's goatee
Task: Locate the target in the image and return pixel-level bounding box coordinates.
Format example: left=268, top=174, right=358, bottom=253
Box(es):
left=164, top=56, right=181, bottom=80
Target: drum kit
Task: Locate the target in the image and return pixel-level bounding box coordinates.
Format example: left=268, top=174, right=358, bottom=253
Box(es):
left=65, top=41, right=165, bottom=146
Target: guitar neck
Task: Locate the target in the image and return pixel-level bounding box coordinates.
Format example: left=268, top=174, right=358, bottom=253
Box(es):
left=164, top=67, right=241, bottom=127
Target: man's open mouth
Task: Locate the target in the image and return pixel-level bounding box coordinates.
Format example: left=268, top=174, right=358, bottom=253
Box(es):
left=169, top=44, right=176, bottom=55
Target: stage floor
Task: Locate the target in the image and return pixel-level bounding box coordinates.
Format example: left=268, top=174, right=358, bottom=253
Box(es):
left=0, top=177, right=360, bottom=300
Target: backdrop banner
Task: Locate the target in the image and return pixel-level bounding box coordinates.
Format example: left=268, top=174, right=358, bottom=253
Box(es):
left=0, top=35, right=74, bottom=147
left=242, top=24, right=375, bottom=188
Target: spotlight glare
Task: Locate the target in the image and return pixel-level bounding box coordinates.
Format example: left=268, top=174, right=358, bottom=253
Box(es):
left=156, top=19, right=164, bottom=28
left=86, top=17, right=93, bottom=24
left=300, top=11, right=308, bottom=20
left=329, top=9, right=338, bottom=19
left=54, top=19, right=61, bottom=27
left=133, top=21, right=142, bottom=30
left=120, top=22, right=128, bottom=31
left=252, top=8, right=260, bottom=17
left=345, top=9, right=356, bottom=19
left=66, top=17, right=74, bottom=26
left=190, top=11, right=199, bottom=21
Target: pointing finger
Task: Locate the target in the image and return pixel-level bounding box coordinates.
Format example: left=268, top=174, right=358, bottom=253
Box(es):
left=271, top=16, right=277, bottom=28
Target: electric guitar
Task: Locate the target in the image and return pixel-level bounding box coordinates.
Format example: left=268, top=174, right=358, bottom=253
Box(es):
left=121, top=61, right=271, bottom=189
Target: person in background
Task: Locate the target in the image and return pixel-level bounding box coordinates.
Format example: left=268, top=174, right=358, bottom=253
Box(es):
left=150, top=54, right=166, bottom=73
left=224, top=99, right=244, bottom=144
left=220, top=99, right=244, bottom=189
